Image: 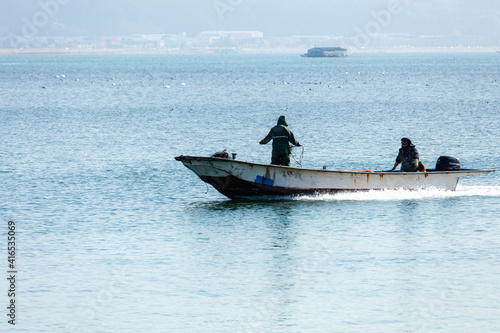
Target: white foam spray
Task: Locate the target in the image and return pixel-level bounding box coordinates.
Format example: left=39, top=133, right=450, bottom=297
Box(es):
left=293, top=185, right=500, bottom=202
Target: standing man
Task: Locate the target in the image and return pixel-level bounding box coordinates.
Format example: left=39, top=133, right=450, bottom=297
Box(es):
left=260, top=115, right=301, bottom=166
left=392, top=137, right=420, bottom=172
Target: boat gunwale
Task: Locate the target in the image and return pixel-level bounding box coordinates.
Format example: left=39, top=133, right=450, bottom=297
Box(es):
left=174, top=155, right=496, bottom=175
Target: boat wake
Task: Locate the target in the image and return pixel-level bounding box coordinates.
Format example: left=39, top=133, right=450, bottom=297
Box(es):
left=293, top=185, right=500, bottom=202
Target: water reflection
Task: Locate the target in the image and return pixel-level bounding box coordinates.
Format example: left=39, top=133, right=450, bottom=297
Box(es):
left=183, top=200, right=306, bottom=330
left=397, top=199, right=420, bottom=213
left=262, top=206, right=297, bottom=329
left=178, top=189, right=500, bottom=331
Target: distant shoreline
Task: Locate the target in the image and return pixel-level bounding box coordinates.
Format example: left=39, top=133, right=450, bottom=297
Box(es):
left=0, top=47, right=498, bottom=55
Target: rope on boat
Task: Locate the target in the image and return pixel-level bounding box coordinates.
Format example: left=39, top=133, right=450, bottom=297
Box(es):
left=291, top=144, right=304, bottom=167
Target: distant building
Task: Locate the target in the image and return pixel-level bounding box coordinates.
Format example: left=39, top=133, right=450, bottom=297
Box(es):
left=198, top=31, right=264, bottom=47
left=302, top=47, right=347, bottom=57
left=199, top=31, right=264, bottom=39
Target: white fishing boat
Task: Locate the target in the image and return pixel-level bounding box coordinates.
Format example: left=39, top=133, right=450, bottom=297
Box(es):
left=175, top=155, right=495, bottom=199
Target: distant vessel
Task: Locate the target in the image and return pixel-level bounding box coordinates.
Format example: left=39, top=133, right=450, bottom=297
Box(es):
left=302, top=47, right=347, bottom=57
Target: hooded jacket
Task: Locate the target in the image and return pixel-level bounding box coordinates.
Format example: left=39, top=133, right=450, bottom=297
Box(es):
left=260, top=116, right=299, bottom=157
left=396, top=144, right=419, bottom=171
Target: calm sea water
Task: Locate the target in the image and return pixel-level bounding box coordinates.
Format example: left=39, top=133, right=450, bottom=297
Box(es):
left=1, top=52, right=499, bottom=332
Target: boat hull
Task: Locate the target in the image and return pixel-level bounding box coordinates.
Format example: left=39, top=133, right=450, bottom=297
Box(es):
left=175, top=156, right=495, bottom=199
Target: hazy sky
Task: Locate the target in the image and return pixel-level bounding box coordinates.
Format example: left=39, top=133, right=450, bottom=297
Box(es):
left=2, top=0, right=499, bottom=41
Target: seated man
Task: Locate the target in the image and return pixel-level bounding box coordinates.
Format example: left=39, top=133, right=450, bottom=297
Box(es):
left=392, top=137, right=423, bottom=172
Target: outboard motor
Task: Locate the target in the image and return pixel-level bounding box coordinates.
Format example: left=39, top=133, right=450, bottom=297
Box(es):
left=435, top=156, right=461, bottom=171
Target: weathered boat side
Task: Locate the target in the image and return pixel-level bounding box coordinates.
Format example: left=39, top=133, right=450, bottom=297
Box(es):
left=175, top=155, right=495, bottom=199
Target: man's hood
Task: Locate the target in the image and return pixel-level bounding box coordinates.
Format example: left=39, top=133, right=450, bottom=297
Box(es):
left=277, top=115, right=288, bottom=126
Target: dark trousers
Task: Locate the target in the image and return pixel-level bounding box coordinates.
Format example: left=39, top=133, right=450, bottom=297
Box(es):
left=271, top=154, right=290, bottom=166
left=401, top=160, right=424, bottom=172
